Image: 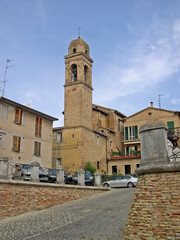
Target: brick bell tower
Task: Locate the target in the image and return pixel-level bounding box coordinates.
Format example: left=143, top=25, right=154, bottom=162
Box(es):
left=64, top=38, right=93, bottom=130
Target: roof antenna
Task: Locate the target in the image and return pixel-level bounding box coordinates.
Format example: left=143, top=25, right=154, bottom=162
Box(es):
left=77, top=26, right=81, bottom=38
left=159, top=94, right=165, bottom=109
left=1, top=59, right=15, bottom=97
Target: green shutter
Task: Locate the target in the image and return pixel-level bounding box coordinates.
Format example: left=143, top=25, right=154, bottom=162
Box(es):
left=125, top=127, right=128, bottom=140
left=134, top=126, right=138, bottom=139
left=126, top=147, right=129, bottom=156
left=135, top=146, right=137, bottom=151
left=167, top=121, right=174, bottom=134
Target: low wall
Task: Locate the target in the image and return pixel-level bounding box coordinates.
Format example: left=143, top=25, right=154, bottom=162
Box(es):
left=123, top=171, right=180, bottom=239
left=0, top=180, right=108, bottom=220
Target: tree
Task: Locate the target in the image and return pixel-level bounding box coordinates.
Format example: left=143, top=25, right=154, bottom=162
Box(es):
left=84, top=162, right=96, bottom=174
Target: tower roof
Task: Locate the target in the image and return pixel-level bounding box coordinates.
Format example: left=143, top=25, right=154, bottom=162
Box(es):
left=68, top=38, right=90, bottom=57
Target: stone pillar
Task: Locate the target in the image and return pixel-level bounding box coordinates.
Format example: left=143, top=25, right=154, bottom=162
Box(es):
left=94, top=172, right=101, bottom=187
left=77, top=169, right=85, bottom=186
left=31, top=162, right=39, bottom=182
left=0, top=157, right=9, bottom=179
left=136, top=122, right=169, bottom=174
left=56, top=166, right=64, bottom=184
left=123, top=122, right=180, bottom=240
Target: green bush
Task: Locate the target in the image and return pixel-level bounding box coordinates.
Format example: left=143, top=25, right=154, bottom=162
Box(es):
left=83, top=162, right=96, bottom=174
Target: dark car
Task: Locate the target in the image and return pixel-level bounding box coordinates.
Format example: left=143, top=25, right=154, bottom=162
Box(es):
left=74, top=171, right=94, bottom=186
left=48, top=169, right=77, bottom=185
left=48, top=169, right=57, bottom=183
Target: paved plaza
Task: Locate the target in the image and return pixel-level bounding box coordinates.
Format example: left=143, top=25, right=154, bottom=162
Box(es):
left=0, top=188, right=135, bottom=240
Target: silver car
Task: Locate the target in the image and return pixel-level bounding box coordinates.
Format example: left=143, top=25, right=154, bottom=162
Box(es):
left=103, top=175, right=138, bottom=188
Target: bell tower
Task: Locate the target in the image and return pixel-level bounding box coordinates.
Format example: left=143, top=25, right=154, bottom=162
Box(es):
left=64, top=38, right=93, bottom=130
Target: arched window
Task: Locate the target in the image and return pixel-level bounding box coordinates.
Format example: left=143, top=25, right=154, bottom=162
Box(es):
left=71, top=64, right=77, bottom=82
left=84, top=65, right=88, bottom=82
left=73, top=48, right=76, bottom=53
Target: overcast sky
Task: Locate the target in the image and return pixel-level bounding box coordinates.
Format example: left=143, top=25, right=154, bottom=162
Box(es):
left=1, top=0, right=180, bottom=126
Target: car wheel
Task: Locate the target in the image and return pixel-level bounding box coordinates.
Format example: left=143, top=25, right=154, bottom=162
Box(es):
left=127, top=182, right=134, bottom=188
left=104, top=183, right=110, bottom=187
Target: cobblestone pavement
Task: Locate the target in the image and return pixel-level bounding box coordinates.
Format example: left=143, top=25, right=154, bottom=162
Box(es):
left=0, top=188, right=135, bottom=240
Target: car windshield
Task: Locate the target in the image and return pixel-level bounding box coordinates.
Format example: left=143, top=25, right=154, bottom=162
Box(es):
left=23, top=165, right=31, bottom=169
left=85, top=171, right=92, bottom=176
left=49, top=169, right=57, bottom=174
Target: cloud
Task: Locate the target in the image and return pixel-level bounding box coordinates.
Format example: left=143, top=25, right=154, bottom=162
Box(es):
left=171, top=98, right=180, bottom=105
left=95, top=19, right=180, bottom=103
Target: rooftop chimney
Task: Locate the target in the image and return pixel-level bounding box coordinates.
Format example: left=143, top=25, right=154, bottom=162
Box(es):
left=150, top=102, right=153, bottom=108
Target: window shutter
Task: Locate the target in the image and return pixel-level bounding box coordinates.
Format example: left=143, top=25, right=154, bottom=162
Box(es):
left=14, top=109, right=22, bottom=124
left=167, top=121, right=174, bottom=134
left=34, top=141, right=41, bottom=156
left=135, top=126, right=138, bottom=139
left=125, top=127, right=128, bottom=140
left=13, top=136, right=21, bottom=152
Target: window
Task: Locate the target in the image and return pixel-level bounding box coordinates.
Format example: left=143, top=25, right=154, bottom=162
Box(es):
left=167, top=121, right=174, bottom=134
left=73, top=48, right=76, bottom=53
left=12, top=136, right=21, bottom=152
left=0, top=132, right=6, bottom=149
left=110, top=140, right=113, bottom=147
left=34, top=141, right=41, bottom=156
left=125, top=126, right=138, bottom=140
left=125, top=165, right=131, bottom=174
left=136, top=164, right=140, bottom=168
left=101, top=129, right=104, bottom=134
left=97, top=135, right=100, bottom=145
left=14, top=108, right=22, bottom=124
left=126, top=146, right=137, bottom=156
left=56, top=132, right=62, bottom=142
left=84, top=65, right=88, bottom=82
left=35, top=117, right=42, bottom=137
left=97, top=161, right=100, bottom=169
left=112, top=165, right=117, bottom=174
left=71, top=64, right=77, bottom=82
left=72, top=134, right=74, bottom=138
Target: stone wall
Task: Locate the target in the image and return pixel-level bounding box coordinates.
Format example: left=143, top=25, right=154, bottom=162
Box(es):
left=122, top=122, right=180, bottom=240
left=0, top=180, right=107, bottom=220
left=123, top=172, right=180, bottom=239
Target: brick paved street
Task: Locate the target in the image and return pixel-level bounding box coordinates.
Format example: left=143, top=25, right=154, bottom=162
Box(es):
left=0, top=188, right=135, bottom=240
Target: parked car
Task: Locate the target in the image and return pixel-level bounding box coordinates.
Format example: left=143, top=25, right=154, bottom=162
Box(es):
left=48, top=169, right=77, bottom=184
left=12, top=164, right=48, bottom=182
left=103, top=175, right=138, bottom=188
left=39, top=168, right=48, bottom=182
left=48, top=169, right=57, bottom=183
left=74, top=171, right=94, bottom=186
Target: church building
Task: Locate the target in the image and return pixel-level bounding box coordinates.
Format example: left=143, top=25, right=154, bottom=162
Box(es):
left=52, top=38, right=125, bottom=174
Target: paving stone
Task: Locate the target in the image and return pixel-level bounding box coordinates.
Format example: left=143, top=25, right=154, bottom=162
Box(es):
left=0, top=188, right=135, bottom=240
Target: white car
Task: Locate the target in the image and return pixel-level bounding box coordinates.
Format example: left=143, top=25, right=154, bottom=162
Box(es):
left=103, top=175, right=138, bottom=188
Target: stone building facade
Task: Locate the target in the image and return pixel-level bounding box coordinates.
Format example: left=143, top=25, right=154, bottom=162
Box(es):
left=108, top=102, right=180, bottom=175
left=0, top=97, right=57, bottom=168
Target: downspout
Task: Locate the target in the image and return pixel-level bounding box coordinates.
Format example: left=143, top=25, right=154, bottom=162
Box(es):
left=106, top=136, right=108, bottom=174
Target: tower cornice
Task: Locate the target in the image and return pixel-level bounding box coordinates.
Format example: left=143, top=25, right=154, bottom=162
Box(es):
left=64, top=81, right=93, bottom=91
left=64, top=52, right=93, bottom=63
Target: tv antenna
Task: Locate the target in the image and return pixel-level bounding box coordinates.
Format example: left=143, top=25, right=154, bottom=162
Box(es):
left=77, top=26, right=82, bottom=38
left=159, top=94, right=165, bottom=109
left=1, top=59, right=15, bottom=97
